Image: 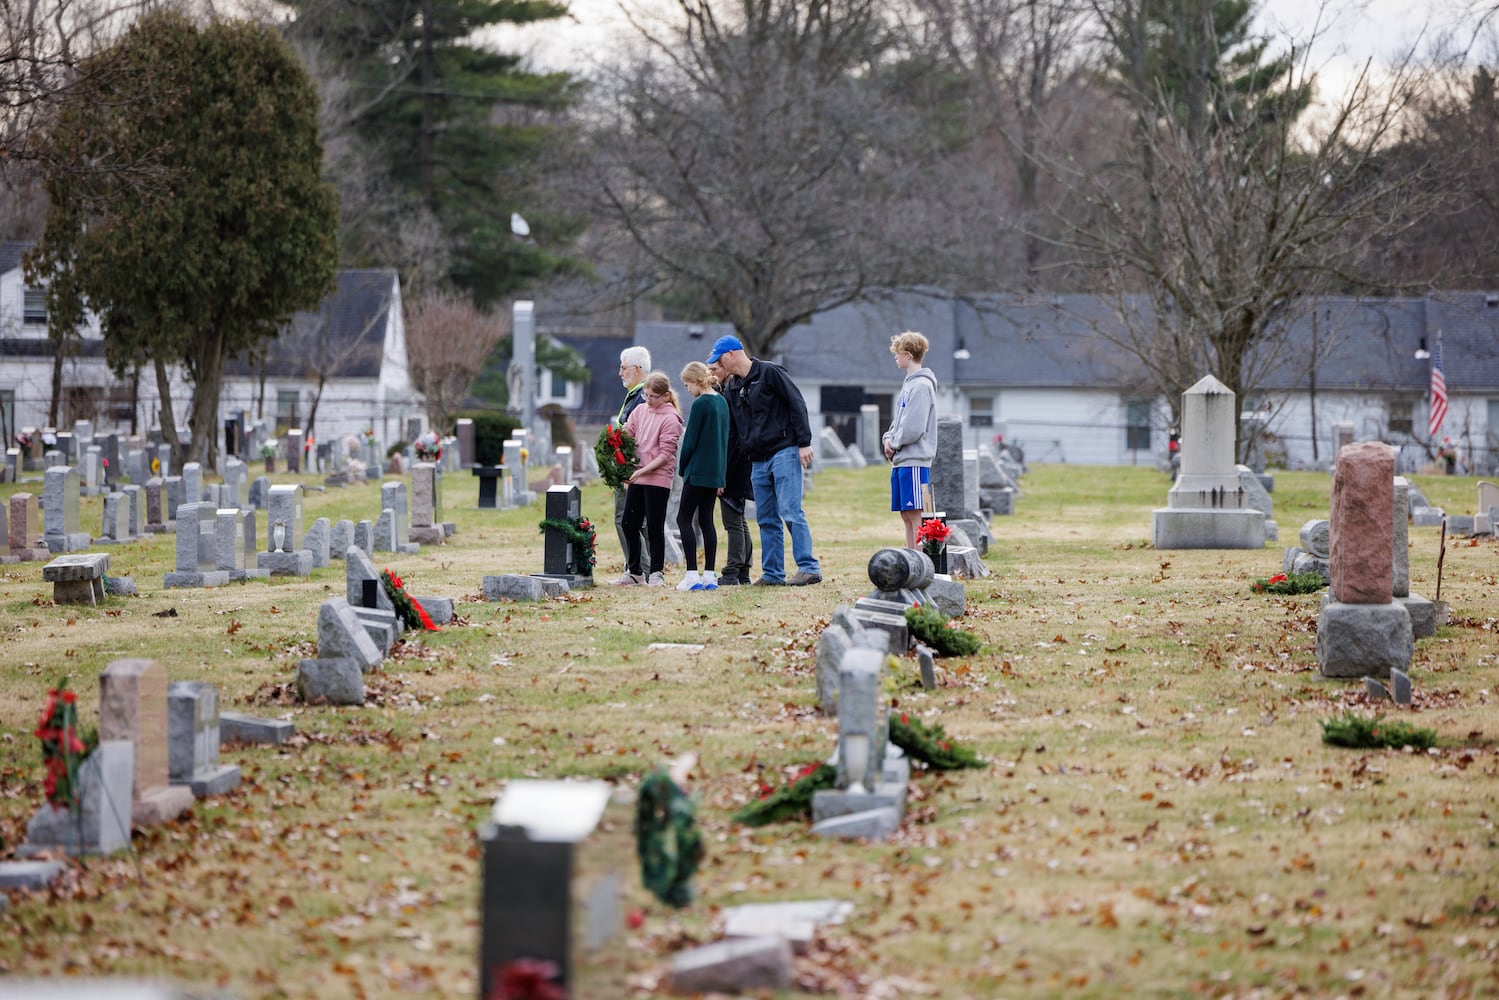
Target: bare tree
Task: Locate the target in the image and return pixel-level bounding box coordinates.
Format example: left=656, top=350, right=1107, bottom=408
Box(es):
left=404, top=290, right=508, bottom=432
left=275, top=271, right=393, bottom=443
left=572, top=0, right=936, bottom=358
left=1046, top=16, right=1446, bottom=456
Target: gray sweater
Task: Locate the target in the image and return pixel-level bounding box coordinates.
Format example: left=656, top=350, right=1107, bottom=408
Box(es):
left=882, top=367, right=938, bottom=467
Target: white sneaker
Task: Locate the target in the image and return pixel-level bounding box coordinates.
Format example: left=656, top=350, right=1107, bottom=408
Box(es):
left=676, top=571, right=701, bottom=592
left=696, top=571, right=717, bottom=591
left=611, top=572, right=646, bottom=586
left=647, top=572, right=667, bottom=587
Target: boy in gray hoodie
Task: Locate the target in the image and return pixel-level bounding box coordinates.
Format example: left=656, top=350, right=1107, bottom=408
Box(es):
left=881, top=331, right=939, bottom=548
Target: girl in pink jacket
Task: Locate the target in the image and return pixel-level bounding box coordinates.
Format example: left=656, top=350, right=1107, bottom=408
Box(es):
left=613, top=371, right=685, bottom=585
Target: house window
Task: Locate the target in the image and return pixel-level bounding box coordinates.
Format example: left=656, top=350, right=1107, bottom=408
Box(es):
left=1387, top=400, right=1413, bottom=436
left=22, top=288, right=46, bottom=324
left=1126, top=400, right=1152, bottom=451
left=276, top=389, right=300, bottom=432
left=538, top=368, right=581, bottom=408
left=969, top=395, right=994, bottom=428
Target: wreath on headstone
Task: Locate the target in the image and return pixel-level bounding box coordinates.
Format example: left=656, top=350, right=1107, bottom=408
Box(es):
left=380, top=568, right=439, bottom=631
left=594, top=425, right=639, bottom=491
left=634, top=769, right=704, bottom=908
left=889, top=712, right=985, bottom=770
left=731, top=762, right=836, bottom=826
left=1250, top=572, right=1326, bottom=595
left=34, top=677, right=97, bottom=813
left=536, top=515, right=597, bottom=575
left=905, top=604, right=982, bottom=657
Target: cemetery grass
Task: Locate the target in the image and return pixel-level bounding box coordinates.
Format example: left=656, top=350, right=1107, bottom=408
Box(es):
left=0, top=464, right=1495, bottom=998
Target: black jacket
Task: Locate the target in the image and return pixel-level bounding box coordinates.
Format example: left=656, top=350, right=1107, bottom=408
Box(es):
left=724, top=358, right=812, bottom=463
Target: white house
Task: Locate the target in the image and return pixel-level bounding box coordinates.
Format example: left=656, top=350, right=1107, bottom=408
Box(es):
left=634, top=290, right=1499, bottom=474
left=0, top=240, right=422, bottom=454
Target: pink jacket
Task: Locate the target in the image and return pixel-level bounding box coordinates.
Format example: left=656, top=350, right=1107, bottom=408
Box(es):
left=625, top=400, right=684, bottom=488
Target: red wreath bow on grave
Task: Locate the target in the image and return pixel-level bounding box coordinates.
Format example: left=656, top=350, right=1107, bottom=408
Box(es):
left=380, top=568, right=440, bottom=631
left=489, top=958, right=565, bottom=1000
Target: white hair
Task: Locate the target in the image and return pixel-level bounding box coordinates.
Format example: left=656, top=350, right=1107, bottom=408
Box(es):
left=620, top=345, right=652, bottom=370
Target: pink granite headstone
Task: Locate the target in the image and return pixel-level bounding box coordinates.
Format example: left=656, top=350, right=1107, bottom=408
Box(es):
left=99, top=659, right=194, bottom=825
left=1328, top=442, right=1394, bottom=604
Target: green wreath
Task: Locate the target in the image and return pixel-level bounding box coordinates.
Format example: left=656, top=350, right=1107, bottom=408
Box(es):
left=380, top=569, right=438, bottom=631
left=635, top=769, right=704, bottom=908
left=536, top=515, right=597, bottom=575
left=732, top=762, right=836, bottom=826
left=889, top=713, right=985, bottom=769
left=595, top=425, right=639, bottom=491
left=905, top=604, right=982, bottom=657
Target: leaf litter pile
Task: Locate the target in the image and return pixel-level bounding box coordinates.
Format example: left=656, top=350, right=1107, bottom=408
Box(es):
left=1, top=465, right=1497, bottom=998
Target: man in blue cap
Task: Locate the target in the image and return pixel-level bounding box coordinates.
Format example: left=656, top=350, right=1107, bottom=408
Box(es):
left=707, top=334, right=821, bottom=585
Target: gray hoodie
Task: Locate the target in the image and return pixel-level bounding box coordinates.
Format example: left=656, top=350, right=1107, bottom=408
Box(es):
left=882, top=367, right=938, bottom=467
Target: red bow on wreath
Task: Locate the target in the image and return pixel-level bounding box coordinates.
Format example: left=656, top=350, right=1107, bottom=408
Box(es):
left=606, top=426, right=627, bottom=464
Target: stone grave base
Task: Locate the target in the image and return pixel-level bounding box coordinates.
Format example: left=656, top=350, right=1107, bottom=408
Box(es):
left=220, top=712, right=294, bottom=745
left=482, top=574, right=568, bottom=602
left=257, top=550, right=313, bottom=575
left=408, top=526, right=445, bottom=545
left=1152, top=508, right=1266, bottom=549
left=163, top=570, right=231, bottom=589
left=20, top=741, right=133, bottom=857
left=2, top=546, right=51, bottom=563
left=411, top=595, right=454, bottom=624
left=924, top=576, right=966, bottom=617
left=1398, top=593, right=1439, bottom=639
left=531, top=571, right=594, bottom=590
left=297, top=658, right=366, bottom=705
left=811, top=750, right=910, bottom=824
left=144, top=521, right=175, bottom=534
left=135, top=784, right=195, bottom=826
left=43, top=532, right=92, bottom=554
left=811, top=806, right=902, bottom=840
left=1411, top=506, right=1445, bottom=527
left=229, top=567, right=272, bottom=582
left=174, top=764, right=242, bottom=798
left=1316, top=601, right=1413, bottom=678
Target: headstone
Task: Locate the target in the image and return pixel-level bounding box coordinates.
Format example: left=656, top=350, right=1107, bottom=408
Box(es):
left=317, top=598, right=383, bottom=673
left=932, top=418, right=980, bottom=523
left=330, top=519, right=355, bottom=559
left=1152, top=375, right=1267, bottom=549
left=474, top=466, right=505, bottom=509
left=43, top=465, right=91, bottom=553
left=55, top=431, right=73, bottom=462
left=21, top=741, right=134, bottom=857
left=215, top=508, right=265, bottom=581
left=220, top=712, right=295, bottom=746
left=410, top=463, right=444, bottom=545
left=248, top=475, right=270, bottom=510
left=258, top=484, right=312, bottom=575
left=858, top=404, right=883, bottom=462
left=4, top=447, right=18, bottom=482
left=223, top=457, right=249, bottom=508
left=156, top=442, right=172, bottom=478
left=9, top=493, right=49, bottom=560
left=100, top=434, right=121, bottom=486
left=163, top=502, right=229, bottom=588
left=353, top=519, right=374, bottom=554
left=1332, top=422, right=1355, bottom=458
left=285, top=429, right=303, bottom=473
left=296, top=658, right=366, bottom=705
left=303, top=516, right=331, bottom=568
left=164, top=474, right=183, bottom=518
left=534, top=484, right=593, bottom=587
left=483, top=574, right=568, bottom=602
left=667, top=937, right=794, bottom=994
left=99, top=659, right=195, bottom=825
left=181, top=462, right=202, bottom=505
left=479, top=780, right=630, bottom=998
left=121, top=484, right=143, bottom=539
left=143, top=477, right=169, bottom=533
left=167, top=681, right=240, bottom=796
left=810, top=648, right=908, bottom=834
left=346, top=546, right=395, bottom=614
left=128, top=447, right=148, bottom=486
left=96, top=492, right=127, bottom=543
left=1300, top=519, right=1330, bottom=559
left=1317, top=442, right=1412, bottom=678
left=455, top=418, right=475, bottom=468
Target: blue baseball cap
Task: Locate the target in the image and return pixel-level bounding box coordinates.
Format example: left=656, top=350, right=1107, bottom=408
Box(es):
left=706, top=335, right=744, bottom=364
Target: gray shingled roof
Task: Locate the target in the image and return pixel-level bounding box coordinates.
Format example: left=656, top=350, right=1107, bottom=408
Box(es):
left=224, top=269, right=396, bottom=379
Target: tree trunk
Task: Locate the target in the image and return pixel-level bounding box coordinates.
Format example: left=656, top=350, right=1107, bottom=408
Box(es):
left=154, top=355, right=184, bottom=471
left=186, top=327, right=226, bottom=468
left=48, top=351, right=63, bottom=427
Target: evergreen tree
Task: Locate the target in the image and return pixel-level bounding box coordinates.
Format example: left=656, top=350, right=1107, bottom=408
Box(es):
left=31, top=11, right=339, bottom=466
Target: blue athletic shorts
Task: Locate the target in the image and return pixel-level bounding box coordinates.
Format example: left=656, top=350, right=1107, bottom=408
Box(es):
left=890, top=466, right=930, bottom=511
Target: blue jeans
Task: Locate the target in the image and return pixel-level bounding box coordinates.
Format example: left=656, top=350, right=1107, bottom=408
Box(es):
left=751, top=446, right=819, bottom=581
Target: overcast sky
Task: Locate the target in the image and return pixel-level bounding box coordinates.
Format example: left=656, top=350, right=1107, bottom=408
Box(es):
left=496, top=0, right=1481, bottom=86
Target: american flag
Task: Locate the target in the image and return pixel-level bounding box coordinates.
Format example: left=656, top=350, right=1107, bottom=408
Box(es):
left=1428, top=335, right=1448, bottom=437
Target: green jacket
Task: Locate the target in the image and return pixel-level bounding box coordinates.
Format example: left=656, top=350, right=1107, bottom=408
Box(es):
left=678, top=391, right=729, bottom=488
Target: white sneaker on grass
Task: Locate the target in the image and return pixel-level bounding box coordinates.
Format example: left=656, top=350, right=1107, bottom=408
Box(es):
left=695, top=571, right=717, bottom=591
left=647, top=572, right=666, bottom=587
left=676, top=571, right=701, bottom=592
